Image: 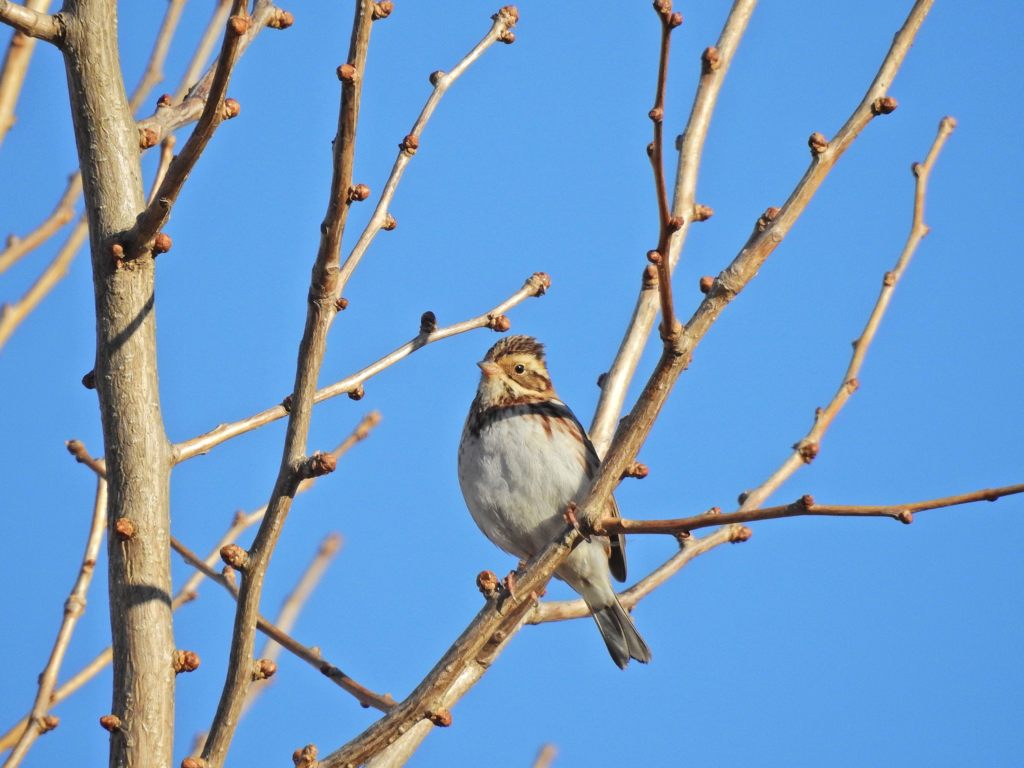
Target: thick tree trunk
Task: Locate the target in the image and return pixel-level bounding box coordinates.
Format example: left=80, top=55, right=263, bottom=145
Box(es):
left=60, top=2, right=175, bottom=767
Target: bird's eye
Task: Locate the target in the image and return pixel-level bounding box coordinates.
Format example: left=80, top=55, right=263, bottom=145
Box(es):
left=514, top=363, right=526, bottom=374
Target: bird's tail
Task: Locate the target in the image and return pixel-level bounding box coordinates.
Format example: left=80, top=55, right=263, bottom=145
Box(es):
left=590, top=595, right=652, bottom=669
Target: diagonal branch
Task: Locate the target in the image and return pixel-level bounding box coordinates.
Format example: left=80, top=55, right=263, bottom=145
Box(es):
left=0, top=0, right=62, bottom=44
left=0, top=0, right=53, bottom=149
left=321, top=3, right=934, bottom=764
left=126, top=0, right=187, bottom=115
left=199, top=3, right=381, bottom=764
left=130, top=0, right=250, bottom=255
left=0, top=173, right=80, bottom=274
left=740, top=115, right=956, bottom=510
left=171, top=536, right=396, bottom=713
left=172, top=272, right=548, bottom=463
left=0, top=414, right=379, bottom=753
left=335, top=4, right=519, bottom=292
left=1, top=477, right=107, bottom=768
left=590, top=0, right=755, bottom=453
left=0, top=215, right=86, bottom=352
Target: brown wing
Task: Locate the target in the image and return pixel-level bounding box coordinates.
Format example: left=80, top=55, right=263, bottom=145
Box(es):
left=563, top=401, right=628, bottom=583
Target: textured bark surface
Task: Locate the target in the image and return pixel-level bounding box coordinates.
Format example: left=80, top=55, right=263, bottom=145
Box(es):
left=60, top=2, right=175, bottom=767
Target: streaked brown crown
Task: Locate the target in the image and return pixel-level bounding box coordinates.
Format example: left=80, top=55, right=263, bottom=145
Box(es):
left=484, top=335, right=546, bottom=364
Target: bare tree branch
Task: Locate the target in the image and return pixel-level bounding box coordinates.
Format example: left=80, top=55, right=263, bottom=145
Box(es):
left=336, top=4, right=520, bottom=291
left=130, top=0, right=249, bottom=255
left=0, top=415, right=380, bottom=753
left=126, top=0, right=187, bottom=115
left=172, top=273, right=547, bottom=463
left=532, top=745, right=558, bottom=768
left=532, top=525, right=744, bottom=624
left=595, top=484, right=1024, bottom=537
left=740, top=115, right=956, bottom=510
left=590, top=0, right=755, bottom=454
left=321, top=3, right=934, bottom=764
left=0, top=0, right=62, bottom=44
left=199, top=4, right=382, bottom=760
left=1, top=477, right=106, bottom=768
left=646, top=1, right=684, bottom=342
left=241, top=533, right=344, bottom=718
left=0, top=0, right=53, bottom=149
left=0, top=173, right=79, bottom=274
left=0, top=215, right=86, bottom=351
left=171, top=536, right=396, bottom=713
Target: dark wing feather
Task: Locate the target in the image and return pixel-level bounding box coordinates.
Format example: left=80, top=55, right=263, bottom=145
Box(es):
left=562, top=402, right=628, bottom=583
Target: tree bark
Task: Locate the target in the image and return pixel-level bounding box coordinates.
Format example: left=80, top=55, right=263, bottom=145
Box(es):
left=60, top=2, right=175, bottom=767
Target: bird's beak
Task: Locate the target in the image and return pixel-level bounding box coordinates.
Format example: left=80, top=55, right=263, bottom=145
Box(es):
left=477, top=361, right=501, bottom=378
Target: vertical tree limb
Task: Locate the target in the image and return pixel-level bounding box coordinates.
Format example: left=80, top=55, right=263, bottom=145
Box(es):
left=58, top=1, right=174, bottom=765
left=1, top=478, right=107, bottom=768
left=199, top=4, right=380, bottom=764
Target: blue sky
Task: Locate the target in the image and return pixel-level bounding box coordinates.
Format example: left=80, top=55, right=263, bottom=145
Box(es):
left=2, top=2, right=1022, bottom=766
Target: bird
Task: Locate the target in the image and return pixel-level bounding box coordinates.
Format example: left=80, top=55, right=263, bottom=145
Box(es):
left=457, top=334, right=651, bottom=668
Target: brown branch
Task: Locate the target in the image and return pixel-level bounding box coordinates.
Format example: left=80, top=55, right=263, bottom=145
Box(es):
left=590, top=0, right=755, bottom=454
left=170, top=536, right=395, bottom=713
left=360, top=525, right=743, bottom=768
left=130, top=0, right=249, bottom=255
left=199, top=4, right=380, bottom=761
left=1, top=478, right=107, bottom=768
left=321, top=4, right=934, bottom=764
left=0, top=0, right=61, bottom=43
left=174, top=0, right=233, bottom=103
left=0, top=173, right=80, bottom=274
left=126, top=0, right=186, bottom=115
left=172, top=273, right=547, bottom=463
left=0, top=215, right=86, bottom=351
left=136, top=0, right=288, bottom=148
left=335, top=4, right=520, bottom=292
left=0, top=416, right=380, bottom=752
left=532, top=745, right=558, bottom=768
left=533, top=526, right=743, bottom=623
left=242, top=533, right=343, bottom=716
left=147, top=135, right=176, bottom=205
left=646, top=1, right=683, bottom=342
left=740, top=115, right=956, bottom=510
left=595, top=484, right=1024, bottom=537
left=0, top=0, right=53, bottom=149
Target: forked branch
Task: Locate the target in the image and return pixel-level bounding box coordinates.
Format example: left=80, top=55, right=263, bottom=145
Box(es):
left=740, top=115, right=956, bottom=510
left=320, top=3, right=935, bottom=764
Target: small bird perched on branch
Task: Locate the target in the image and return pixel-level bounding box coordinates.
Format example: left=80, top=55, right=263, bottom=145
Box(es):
left=458, top=335, right=650, bottom=668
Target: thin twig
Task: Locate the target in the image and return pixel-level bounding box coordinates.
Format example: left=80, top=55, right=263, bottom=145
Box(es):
left=199, top=5, right=382, bottom=758
left=1, top=477, right=107, bottom=768
left=172, top=273, right=546, bottom=463
left=174, top=0, right=233, bottom=103
left=336, top=4, right=520, bottom=292
left=131, top=0, right=250, bottom=254
left=126, top=0, right=187, bottom=115
left=0, top=173, right=79, bottom=274
left=0, top=216, right=87, bottom=351
left=147, top=135, right=177, bottom=205
left=321, top=4, right=934, bottom=764
left=171, top=536, right=395, bottom=712
left=242, top=533, right=343, bottom=717
left=590, top=0, right=756, bottom=454
left=0, top=0, right=62, bottom=43
left=532, top=745, right=558, bottom=768
left=595, top=484, right=1024, bottom=537
left=0, top=415, right=379, bottom=752
left=740, top=116, right=956, bottom=510
left=136, top=0, right=289, bottom=146
left=0, top=0, right=53, bottom=149
left=646, top=1, right=683, bottom=342
left=533, top=526, right=743, bottom=623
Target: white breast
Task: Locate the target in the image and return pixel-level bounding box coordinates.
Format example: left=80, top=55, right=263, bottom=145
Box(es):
left=458, top=404, right=590, bottom=560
